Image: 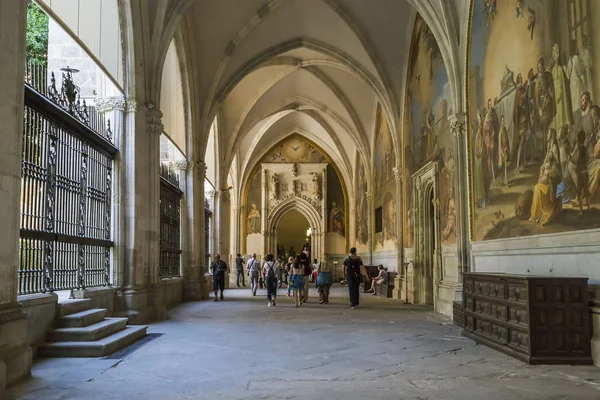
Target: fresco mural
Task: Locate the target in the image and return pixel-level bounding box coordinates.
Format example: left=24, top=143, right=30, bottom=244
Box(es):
left=404, top=14, right=454, bottom=247
left=327, top=167, right=345, bottom=237
left=469, top=0, right=600, bottom=241
left=263, top=135, right=326, bottom=163
left=246, top=171, right=261, bottom=235
left=373, top=104, right=398, bottom=250
left=355, top=152, right=369, bottom=247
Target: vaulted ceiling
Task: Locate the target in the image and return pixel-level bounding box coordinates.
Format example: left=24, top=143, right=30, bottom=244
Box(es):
left=177, top=0, right=418, bottom=191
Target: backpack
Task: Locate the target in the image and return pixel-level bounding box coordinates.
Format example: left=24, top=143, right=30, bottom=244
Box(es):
left=265, top=262, right=275, bottom=279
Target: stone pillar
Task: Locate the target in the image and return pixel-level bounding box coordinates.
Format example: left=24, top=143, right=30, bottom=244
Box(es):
left=175, top=161, right=209, bottom=300
left=0, top=0, right=32, bottom=392
left=365, top=191, right=373, bottom=264
left=393, top=167, right=404, bottom=299
left=214, top=189, right=231, bottom=286
left=260, top=166, right=268, bottom=258
left=450, top=113, right=469, bottom=302
left=96, top=97, right=127, bottom=287
left=119, top=105, right=165, bottom=324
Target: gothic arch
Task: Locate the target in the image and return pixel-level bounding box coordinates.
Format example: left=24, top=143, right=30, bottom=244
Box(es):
left=265, top=195, right=325, bottom=262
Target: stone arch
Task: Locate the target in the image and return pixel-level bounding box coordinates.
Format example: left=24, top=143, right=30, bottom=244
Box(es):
left=266, top=195, right=325, bottom=262
left=411, top=161, right=442, bottom=309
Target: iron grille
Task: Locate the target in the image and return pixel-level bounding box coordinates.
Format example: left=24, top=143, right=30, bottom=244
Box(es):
left=159, top=168, right=182, bottom=279
left=19, top=61, right=116, bottom=295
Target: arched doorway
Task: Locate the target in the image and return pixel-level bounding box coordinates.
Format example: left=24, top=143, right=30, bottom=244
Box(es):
left=276, top=210, right=309, bottom=260
left=412, top=161, right=442, bottom=308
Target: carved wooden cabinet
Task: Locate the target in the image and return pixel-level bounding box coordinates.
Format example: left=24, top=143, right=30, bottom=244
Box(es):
left=462, top=273, right=592, bottom=365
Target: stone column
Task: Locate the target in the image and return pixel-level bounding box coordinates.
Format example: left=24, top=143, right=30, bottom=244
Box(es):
left=450, top=113, right=469, bottom=302
left=119, top=105, right=165, bottom=324
left=96, top=97, right=127, bottom=287
left=393, top=167, right=404, bottom=299
left=214, top=189, right=231, bottom=286
left=0, top=0, right=32, bottom=392
left=176, top=161, right=209, bottom=300
left=365, top=191, right=373, bottom=264
left=260, top=167, right=268, bottom=258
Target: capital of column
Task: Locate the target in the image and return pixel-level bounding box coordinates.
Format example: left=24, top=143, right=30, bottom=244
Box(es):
left=171, top=161, right=189, bottom=171
left=95, top=97, right=127, bottom=113
left=146, top=109, right=164, bottom=136
left=187, top=161, right=207, bottom=176
left=393, top=167, right=402, bottom=184
left=449, top=113, right=467, bottom=139
left=365, top=191, right=372, bottom=202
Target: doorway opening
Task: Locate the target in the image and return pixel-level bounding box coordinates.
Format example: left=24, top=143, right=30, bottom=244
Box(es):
left=276, top=210, right=309, bottom=261
left=424, top=188, right=435, bottom=305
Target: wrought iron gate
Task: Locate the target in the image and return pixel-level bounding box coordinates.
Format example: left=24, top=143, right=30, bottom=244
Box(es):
left=159, top=164, right=182, bottom=279
left=19, top=61, right=116, bottom=295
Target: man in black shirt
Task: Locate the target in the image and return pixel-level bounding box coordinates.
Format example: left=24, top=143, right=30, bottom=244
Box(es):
left=235, top=253, right=245, bottom=287
left=210, top=254, right=229, bottom=302
left=343, top=248, right=363, bottom=309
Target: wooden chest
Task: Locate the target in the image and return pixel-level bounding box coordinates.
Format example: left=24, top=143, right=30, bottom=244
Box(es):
left=462, top=273, right=592, bottom=365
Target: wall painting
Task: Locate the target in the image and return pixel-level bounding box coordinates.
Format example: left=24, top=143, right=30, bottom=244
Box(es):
left=404, top=14, right=455, bottom=247
left=469, top=0, right=600, bottom=241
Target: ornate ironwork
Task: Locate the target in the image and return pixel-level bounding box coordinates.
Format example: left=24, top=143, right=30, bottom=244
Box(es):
left=160, top=162, right=180, bottom=188
left=19, top=78, right=116, bottom=295
left=159, top=178, right=182, bottom=279
left=25, top=59, right=112, bottom=143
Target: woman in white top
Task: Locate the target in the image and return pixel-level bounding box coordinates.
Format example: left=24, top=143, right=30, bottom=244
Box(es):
left=263, top=254, right=279, bottom=307
left=366, top=265, right=388, bottom=295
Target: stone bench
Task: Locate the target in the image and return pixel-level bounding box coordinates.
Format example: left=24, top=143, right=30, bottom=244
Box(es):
left=378, top=272, right=396, bottom=298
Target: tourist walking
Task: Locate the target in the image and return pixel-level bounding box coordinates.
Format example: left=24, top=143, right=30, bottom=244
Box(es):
left=290, top=255, right=305, bottom=307
left=235, top=253, right=245, bottom=287
left=285, top=257, right=294, bottom=297
left=210, top=254, right=229, bottom=302
left=247, top=253, right=261, bottom=296
left=316, top=260, right=333, bottom=304
left=263, top=254, right=279, bottom=307
left=300, top=252, right=311, bottom=302
left=343, top=248, right=363, bottom=309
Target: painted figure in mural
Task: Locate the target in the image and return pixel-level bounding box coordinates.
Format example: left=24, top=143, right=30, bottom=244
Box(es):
left=247, top=202, right=261, bottom=234
left=514, top=74, right=529, bottom=174
left=483, top=0, right=497, bottom=27
left=567, top=48, right=586, bottom=115
left=500, top=65, right=516, bottom=97
left=581, top=35, right=594, bottom=101
left=499, top=115, right=510, bottom=188
left=483, top=98, right=500, bottom=182
left=551, top=44, right=574, bottom=131
left=587, top=106, right=600, bottom=200
left=572, top=130, right=591, bottom=215
left=536, top=57, right=556, bottom=155
left=514, top=0, right=524, bottom=20
left=573, top=92, right=596, bottom=155
left=420, top=108, right=435, bottom=163
left=442, top=186, right=456, bottom=241
left=271, top=173, right=279, bottom=200
left=383, top=193, right=397, bottom=244
left=329, top=202, right=345, bottom=236
left=529, top=151, right=561, bottom=225
left=526, top=68, right=540, bottom=162
left=544, top=127, right=560, bottom=168
left=474, top=110, right=490, bottom=208
left=556, top=125, right=577, bottom=205
left=311, top=172, right=322, bottom=200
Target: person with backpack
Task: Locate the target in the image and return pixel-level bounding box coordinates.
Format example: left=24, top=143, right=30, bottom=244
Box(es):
left=262, top=253, right=279, bottom=307
left=235, top=253, right=245, bottom=287
left=210, top=254, right=229, bottom=302
left=247, top=253, right=261, bottom=296
left=300, top=252, right=311, bottom=302
left=343, top=248, right=363, bottom=309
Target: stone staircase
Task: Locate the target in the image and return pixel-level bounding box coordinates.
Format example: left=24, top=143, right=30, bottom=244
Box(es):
left=38, top=298, right=148, bottom=358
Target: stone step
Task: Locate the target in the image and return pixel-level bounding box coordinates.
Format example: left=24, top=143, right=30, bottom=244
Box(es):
left=55, top=308, right=107, bottom=328
left=38, top=325, right=148, bottom=358
left=56, top=298, right=92, bottom=317
left=47, top=318, right=128, bottom=342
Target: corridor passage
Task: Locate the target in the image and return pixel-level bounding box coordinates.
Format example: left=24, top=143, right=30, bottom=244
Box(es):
left=7, top=286, right=600, bottom=400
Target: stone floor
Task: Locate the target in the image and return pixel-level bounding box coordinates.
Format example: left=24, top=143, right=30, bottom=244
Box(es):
left=6, top=285, right=600, bottom=400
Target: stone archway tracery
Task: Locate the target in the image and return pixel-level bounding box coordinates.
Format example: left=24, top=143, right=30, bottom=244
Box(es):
left=265, top=195, right=325, bottom=263
left=412, top=161, right=442, bottom=308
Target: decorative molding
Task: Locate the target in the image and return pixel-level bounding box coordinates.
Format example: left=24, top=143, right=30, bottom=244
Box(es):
left=393, top=167, right=402, bottom=184
left=171, top=161, right=189, bottom=171
left=187, top=160, right=207, bottom=176
left=270, top=192, right=323, bottom=217
left=449, top=114, right=467, bottom=139
left=146, top=110, right=163, bottom=136
left=95, top=97, right=127, bottom=113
